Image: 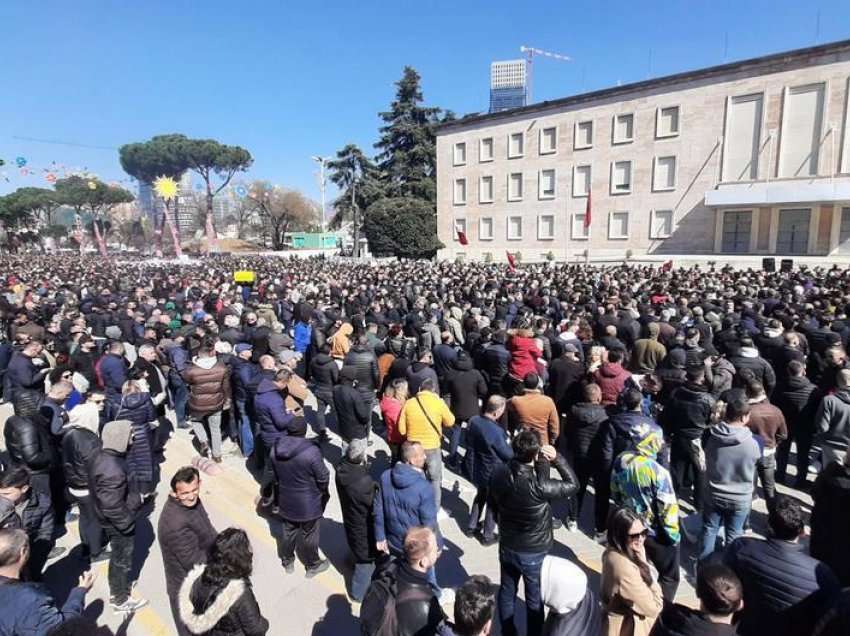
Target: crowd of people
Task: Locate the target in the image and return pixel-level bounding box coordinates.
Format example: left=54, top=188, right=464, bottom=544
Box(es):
left=0, top=253, right=849, bottom=635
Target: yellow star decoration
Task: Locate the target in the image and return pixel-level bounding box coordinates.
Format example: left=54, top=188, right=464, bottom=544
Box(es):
left=153, top=175, right=179, bottom=200
left=87, top=180, right=98, bottom=190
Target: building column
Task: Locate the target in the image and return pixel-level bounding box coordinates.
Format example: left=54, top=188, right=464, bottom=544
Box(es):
left=768, top=207, right=779, bottom=254
left=830, top=203, right=844, bottom=254
left=749, top=209, right=760, bottom=253
left=806, top=206, right=820, bottom=255
left=713, top=208, right=724, bottom=253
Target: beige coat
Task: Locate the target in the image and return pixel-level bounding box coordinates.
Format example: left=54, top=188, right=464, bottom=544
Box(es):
left=600, top=549, right=663, bottom=636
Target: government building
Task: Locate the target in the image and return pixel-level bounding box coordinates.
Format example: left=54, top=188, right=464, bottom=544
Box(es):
left=435, top=40, right=850, bottom=262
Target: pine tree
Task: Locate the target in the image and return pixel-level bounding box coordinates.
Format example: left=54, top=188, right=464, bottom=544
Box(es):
left=326, top=144, right=382, bottom=229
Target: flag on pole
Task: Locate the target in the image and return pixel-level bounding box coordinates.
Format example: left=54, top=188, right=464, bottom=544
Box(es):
left=584, top=190, right=592, bottom=229
left=660, top=260, right=673, bottom=272
left=506, top=251, right=517, bottom=271
left=457, top=230, right=468, bottom=245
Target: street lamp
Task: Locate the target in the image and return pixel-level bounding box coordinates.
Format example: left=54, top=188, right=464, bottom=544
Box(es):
left=311, top=155, right=331, bottom=233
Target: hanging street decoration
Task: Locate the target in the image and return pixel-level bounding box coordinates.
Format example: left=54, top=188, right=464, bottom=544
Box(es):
left=14, top=157, right=27, bottom=168
left=153, top=175, right=179, bottom=200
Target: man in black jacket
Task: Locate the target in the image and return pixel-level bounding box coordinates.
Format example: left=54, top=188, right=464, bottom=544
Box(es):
left=724, top=495, right=841, bottom=636
left=810, top=447, right=850, bottom=586
left=547, top=343, right=584, bottom=418
left=333, top=366, right=371, bottom=456
left=661, top=367, right=716, bottom=512
left=481, top=331, right=512, bottom=397
left=0, top=466, right=56, bottom=580
left=88, top=419, right=148, bottom=613
left=335, top=444, right=377, bottom=602
left=5, top=341, right=49, bottom=412
left=489, top=430, right=578, bottom=636
left=729, top=337, right=776, bottom=395
left=157, top=466, right=217, bottom=635
left=3, top=413, right=55, bottom=504
left=444, top=352, right=487, bottom=469
left=773, top=360, right=820, bottom=487
left=60, top=399, right=104, bottom=563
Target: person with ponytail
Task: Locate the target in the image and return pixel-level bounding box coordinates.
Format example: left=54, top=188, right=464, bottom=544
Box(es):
left=601, top=507, right=663, bottom=636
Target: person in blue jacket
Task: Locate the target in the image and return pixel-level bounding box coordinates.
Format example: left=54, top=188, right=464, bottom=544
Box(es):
left=0, top=528, right=95, bottom=635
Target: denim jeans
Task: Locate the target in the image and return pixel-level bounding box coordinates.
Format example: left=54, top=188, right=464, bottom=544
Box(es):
left=234, top=399, right=254, bottom=457
left=699, top=497, right=751, bottom=561
left=424, top=448, right=443, bottom=511
left=350, top=561, right=375, bottom=602
left=169, top=375, right=189, bottom=426
left=498, top=546, right=546, bottom=636
left=105, top=528, right=135, bottom=604
left=191, top=411, right=223, bottom=458
left=467, top=486, right=496, bottom=541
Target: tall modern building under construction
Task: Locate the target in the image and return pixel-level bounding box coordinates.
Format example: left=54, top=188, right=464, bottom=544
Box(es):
left=489, top=60, right=527, bottom=113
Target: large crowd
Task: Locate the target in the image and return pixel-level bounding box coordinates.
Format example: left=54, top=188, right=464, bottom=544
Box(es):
left=0, top=254, right=849, bottom=636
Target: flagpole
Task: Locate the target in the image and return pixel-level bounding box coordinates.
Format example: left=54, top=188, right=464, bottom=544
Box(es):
left=584, top=189, right=592, bottom=266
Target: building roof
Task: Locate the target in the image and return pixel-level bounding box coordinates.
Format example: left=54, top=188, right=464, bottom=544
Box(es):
left=437, top=39, right=850, bottom=134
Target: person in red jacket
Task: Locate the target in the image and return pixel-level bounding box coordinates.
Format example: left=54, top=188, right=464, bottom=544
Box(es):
left=593, top=350, right=632, bottom=407
left=507, top=324, right=541, bottom=396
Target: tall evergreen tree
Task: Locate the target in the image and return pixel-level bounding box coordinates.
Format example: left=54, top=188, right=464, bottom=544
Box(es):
left=373, top=66, right=442, bottom=202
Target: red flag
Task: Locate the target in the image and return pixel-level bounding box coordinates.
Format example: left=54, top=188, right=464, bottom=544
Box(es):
left=660, top=260, right=673, bottom=272
left=584, top=190, right=592, bottom=229
left=457, top=230, right=468, bottom=245
left=506, top=251, right=516, bottom=270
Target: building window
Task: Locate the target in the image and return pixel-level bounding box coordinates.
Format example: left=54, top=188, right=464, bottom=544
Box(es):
left=508, top=173, right=523, bottom=201
left=779, top=82, right=826, bottom=178
left=538, top=215, right=555, bottom=240
left=650, top=209, right=674, bottom=238
left=653, top=156, right=677, bottom=191
left=479, top=217, right=494, bottom=240
left=507, top=216, right=523, bottom=240
left=508, top=133, right=524, bottom=158
left=656, top=106, right=680, bottom=138
left=573, top=165, right=591, bottom=197
left=572, top=213, right=589, bottom=239
left=722, top=93, right=763, bottom=181
left=453, top=142, right=467, bottom=166
left=609, top=211, right=630, bottom=239
left=610, top=161, right=632, bottom=195
left=575, top=120, right=593, bottom=149
left=479, top=176, right=494, bottom=203
left=453, top=218, right=467, bottom=241
left=480, top=137, right=494, bottom=162
left=613, top=114, right=634, bottom=144
left=453, top=178, right=467, bottom=204
left=539, top=169, right=556, bottom=199
left=540, top=127, right=557, bottom=154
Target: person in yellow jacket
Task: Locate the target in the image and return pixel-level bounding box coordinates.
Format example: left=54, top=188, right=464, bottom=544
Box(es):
left=398, top=377, right=455, bottom=510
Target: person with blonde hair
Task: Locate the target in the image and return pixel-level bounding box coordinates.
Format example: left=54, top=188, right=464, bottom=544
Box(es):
left=381, top=377, right=409, bottom=462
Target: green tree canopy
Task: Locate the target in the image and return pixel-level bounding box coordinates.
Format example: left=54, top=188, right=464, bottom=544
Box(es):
left=326, top=144, right=383, bottom=229
left=364, top=197, right=443, bottom=259
left=54, top=176, right=134, bottom=219
left=119, top=133, right=192, bottom=182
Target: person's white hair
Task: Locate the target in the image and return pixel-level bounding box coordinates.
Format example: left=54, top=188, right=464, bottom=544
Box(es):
left=224, top=314, right=240, bottom=328
left=214, top=340, right=232, bottom=355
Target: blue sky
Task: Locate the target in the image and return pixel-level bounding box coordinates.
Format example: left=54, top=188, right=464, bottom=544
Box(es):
left=1, top=1, right=849, bottom=205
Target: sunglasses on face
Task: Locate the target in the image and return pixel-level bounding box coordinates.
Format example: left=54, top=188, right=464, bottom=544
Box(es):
left=629, top=529, right=649, bottom=540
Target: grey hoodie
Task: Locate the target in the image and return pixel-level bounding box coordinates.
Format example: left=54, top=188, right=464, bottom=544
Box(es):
left=705, top=422, right=760, bottom=504
left=815, top=389, right=850, bottom=450
left=101, top=419, right=133, bottom=455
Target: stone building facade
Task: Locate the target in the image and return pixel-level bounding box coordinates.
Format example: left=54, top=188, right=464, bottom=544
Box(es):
left=436, top=40, right=850, bottom=261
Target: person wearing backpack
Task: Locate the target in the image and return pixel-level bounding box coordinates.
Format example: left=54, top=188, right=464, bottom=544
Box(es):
left=360, top=526, right=445, bottom=636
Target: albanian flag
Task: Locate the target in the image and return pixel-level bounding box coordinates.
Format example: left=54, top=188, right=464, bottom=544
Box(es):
left=457, top=230, right=468, bottom=245
left=506, top=251, right=517, bottom=271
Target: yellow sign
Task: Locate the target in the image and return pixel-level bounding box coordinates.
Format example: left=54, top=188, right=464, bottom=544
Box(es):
left=234, top=270, right=255, bottom=283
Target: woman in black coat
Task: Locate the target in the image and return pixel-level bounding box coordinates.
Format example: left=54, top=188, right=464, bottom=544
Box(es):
left=114, top=380, right=157, bottom=495
left=179, top=528, right=268, bottom=636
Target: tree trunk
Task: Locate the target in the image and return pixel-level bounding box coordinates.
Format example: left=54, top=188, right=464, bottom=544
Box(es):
left=205, top=187, right=216, bottom=253
left=163, top=201, right=183, bottom=258
left=91, top=218, right=108, bottom=258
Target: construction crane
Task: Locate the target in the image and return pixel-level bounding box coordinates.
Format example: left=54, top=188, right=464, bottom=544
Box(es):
left=520, top=45, right=572, bottom=104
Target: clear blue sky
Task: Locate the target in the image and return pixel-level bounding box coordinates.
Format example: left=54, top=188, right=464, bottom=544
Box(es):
left=1, top=0, right=848, bottom=204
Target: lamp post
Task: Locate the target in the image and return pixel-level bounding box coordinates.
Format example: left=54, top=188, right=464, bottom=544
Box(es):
left=311, top=155, right=331, bottom=233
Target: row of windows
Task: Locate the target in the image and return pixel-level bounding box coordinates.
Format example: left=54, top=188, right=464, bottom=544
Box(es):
left=452, top=106, right=680, bottom=165
left=452, top=156, right=678, bottom=204
left=453, top=209, right=674, bottom=241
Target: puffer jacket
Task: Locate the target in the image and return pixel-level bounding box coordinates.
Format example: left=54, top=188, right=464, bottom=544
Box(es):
left=335, top=456, right=377, bottom=563
left=729, top=347, right=776, bottom=395
left=565, top=402, right=608, bottom=465
left=309, top=353, right=338, bottom=396
left=343, top=345, right=379, bottom=395
left=272, top=436, right=328, bottom=523
left=593, top=362, right=631, bottom=406
left=373, top=462, right=436, bottom=553
left=180, top=565, right=269, bottom=636
left=481, top=342, right=512, bottom=394
left=0, top=574, right=86, bottom=636
left=88, top=420, right=143, bottom=534
left=488, top=453, right=578, bottom=553
left=463, top=415, right=513, bottom=489
left=724, top=537, right=841, bottom=636
left=4, top=415, right=55, bottom=475
left=182, top=356, right=231, bottom=416
left=814, top=389, right=850, bottom=452
left=115, top=392, right=157, bottom=487
left=773, top=375, right=820, bottom=432
left=253, top=378, right=295, bottom=446
left=0, top=488, right=54, bottom=544
left=61, top=425, right=101, bottom=490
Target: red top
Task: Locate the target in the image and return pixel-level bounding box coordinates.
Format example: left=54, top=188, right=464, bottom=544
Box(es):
left=508, top=335, right=542, bottom=380
left=380, top=395, right=405, bottom=444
